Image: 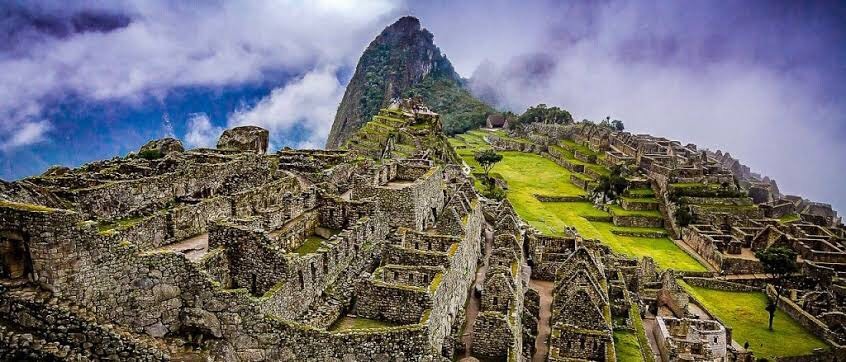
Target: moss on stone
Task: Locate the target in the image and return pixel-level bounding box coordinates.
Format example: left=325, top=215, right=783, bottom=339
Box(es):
left=0, top=200, right=55, bottom=213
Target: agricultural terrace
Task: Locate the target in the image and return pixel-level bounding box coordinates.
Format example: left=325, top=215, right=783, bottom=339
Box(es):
left=449, top=129, right=706, bottom=272
left=680, top=280, right=828, bottom=360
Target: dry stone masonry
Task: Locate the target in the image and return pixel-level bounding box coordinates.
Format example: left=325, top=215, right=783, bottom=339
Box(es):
left=2, top=98, right=845, bottom=362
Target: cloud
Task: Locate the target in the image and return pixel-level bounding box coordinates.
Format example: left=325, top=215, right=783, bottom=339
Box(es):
left=184, top=113, right=223, bottom=149
left=0, top=120, right=52, bottom=151
left=0, top=0, right=401, bottom=151
left=228, top=67, right=344, bottom=150
left=420, top=0, right=846, bottom=213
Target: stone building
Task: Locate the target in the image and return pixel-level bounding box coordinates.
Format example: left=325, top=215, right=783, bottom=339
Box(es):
left=654, top=317, right=728, bottom=362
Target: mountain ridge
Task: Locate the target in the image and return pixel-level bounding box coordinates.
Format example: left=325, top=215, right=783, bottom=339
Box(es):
left=325, top=16, right=493, bottom=148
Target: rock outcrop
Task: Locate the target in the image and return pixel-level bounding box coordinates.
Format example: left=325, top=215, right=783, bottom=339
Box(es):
left=140, top=137, right=184, bottom=155
left=216, top=126, right=269, bottom=154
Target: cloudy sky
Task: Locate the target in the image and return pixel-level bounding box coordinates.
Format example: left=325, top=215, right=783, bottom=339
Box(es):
left=1, top=0, right=844, bottom=213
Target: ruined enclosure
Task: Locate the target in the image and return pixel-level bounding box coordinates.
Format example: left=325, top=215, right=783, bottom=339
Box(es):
left=0, top=231, right=31, bottom=281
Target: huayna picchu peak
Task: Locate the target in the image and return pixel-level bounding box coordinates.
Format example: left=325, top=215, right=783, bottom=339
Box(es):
left=2, top=8, right=845, bottom=362
left=326, top=16, right=493, bottom=149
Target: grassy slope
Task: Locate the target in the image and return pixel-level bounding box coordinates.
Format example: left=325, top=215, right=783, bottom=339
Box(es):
left=450, top=130, right=706, bottom=272
left=614, top=330, right=645, bottom=362
left=680, top=280, right=828, bottom=359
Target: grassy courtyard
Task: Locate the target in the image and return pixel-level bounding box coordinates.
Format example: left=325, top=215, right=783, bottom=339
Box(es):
left=680, top=280, right=828, bottom=359
left=449, top=130, right=706, bottom=272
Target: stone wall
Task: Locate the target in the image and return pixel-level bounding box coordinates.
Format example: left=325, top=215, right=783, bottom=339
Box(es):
left=472, top=312, right=514, bottom=357
left=612, top=215, right=664, bottom=228
left=353, top=279, right=432, bottom=324
left=681, top=277, right=760, bottom=292
left=0, top=285, right=166, bottom=360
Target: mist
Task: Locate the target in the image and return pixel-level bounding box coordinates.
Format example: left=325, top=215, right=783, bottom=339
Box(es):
left=411, top=0, right=846, bottom=214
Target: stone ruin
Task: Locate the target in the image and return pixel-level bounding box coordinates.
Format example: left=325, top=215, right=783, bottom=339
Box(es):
left=0, top=102, right=490, bottom=361
left=2, top=99, right=845, bottom=361
left=490, top=119, right=846, bottom=359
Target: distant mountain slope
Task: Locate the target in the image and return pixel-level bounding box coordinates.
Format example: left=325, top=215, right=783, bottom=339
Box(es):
left=326, top=16, right=493, bottom=148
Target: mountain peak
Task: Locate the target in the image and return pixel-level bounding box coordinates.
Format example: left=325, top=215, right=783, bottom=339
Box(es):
left=325, top=16, right=470, bottom=148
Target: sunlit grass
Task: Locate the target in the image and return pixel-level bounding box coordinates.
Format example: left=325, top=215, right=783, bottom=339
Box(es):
left=680, top=280, right=828, bottom=359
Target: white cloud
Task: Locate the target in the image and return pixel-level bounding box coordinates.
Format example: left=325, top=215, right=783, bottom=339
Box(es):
left=228, top=67, right=345, bottom=150
left=453, top=1, right=846, bottom=213
left=184, top=113, right=223, bottom=149
left=0, top=120, right=52, bottom=152
left=0, top=0, right=401, bottom=150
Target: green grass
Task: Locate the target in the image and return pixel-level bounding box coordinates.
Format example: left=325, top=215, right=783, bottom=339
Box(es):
left=608, top=205, right=662, bottom=218
left=680, top=280, right=828, bottom=359
left=449, top=130, right=705, bottom=272
left=293, top=236, right=326, bottom=255
left=778, top=213, right=801, bottom=224
left=0, top=200, right=55, bottom=213
left=621, top=197, right=658, bottom=203
left=626, top=188, right=655, bottom=197
left=614, top=330, right=644, bottom=362
left=328, top=316, right=400, bottom=331
left=97, top=215, right=146, bottom=232
left=561, top=139, right=598, bottom=156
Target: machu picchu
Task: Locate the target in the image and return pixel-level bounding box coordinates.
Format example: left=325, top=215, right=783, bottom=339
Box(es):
left=2, top=8, right=845, bottom=362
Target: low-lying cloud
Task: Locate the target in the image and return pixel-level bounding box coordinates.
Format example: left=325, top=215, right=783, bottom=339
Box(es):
left=416, top=0, right=846, bottom=213
left=227, top=67, right=345, bottom=150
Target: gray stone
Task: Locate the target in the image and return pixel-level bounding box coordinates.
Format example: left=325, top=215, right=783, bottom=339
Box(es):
left=216, top=126, right=269, bottom=154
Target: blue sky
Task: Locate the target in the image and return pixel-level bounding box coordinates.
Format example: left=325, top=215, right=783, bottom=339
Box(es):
left=1, top=0, right=845, bottom=213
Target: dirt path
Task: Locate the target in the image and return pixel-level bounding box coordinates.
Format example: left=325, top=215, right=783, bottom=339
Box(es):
left=458, top=225, right=494, bottom=361
left=157, top=233, right=209, bottom=262
left=529, top=279, right=554, bottom=362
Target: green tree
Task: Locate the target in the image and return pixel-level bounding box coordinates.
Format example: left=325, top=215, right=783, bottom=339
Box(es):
left=474, top=149, right=503, bottom=187
left=594, top=165, right=629, bottom=202
left=755, top=246, right=798, bottom=331
left=674, top=206, right=694, bottom=227
left=611, top=119, right=624, bottom=131
left=514, top=104, right=574, bottom=128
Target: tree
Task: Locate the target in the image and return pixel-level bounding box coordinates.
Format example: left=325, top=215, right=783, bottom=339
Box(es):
left=755, top=246, right=798, bottom=331
left=516, top=104, right=574, bottom=128
left=674, top=206, right=694, bottom=227
left=474, top=149, right=503, bottom=186
left=594, top=165, right=629, bottom=203
left=611, top=119, right=624, bottom=131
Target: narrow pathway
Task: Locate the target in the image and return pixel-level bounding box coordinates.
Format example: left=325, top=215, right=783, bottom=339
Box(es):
left=530, top=279, right=553, bottom=362
left=641, top=315, right=662, bottom=361
left=458, top=224, right=494, bottom=361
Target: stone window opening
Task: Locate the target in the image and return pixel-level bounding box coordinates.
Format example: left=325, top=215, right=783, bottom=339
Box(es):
left=250, top=274, right=257, bottom=295
left=310, top=262, right=317, bottom=279
left=298, top=270, right=304, bottom=289
left=0, top=232, right=32, bottom=281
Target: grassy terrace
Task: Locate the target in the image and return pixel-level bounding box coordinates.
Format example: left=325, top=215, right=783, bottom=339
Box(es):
left=449, top=130, right=706, bottom=272
left=328, top=316, right=401, bottom=331
left=293, top=236, right=326, bottom=255
left=614, top=330, right=644, bottom=362
left=680, top=280, right=828, bottom=359
left=779, top=213, right=801, bottom=224
left=626, top=188, right=655, bottom=197
left=608, top=205, right=662, bottom=218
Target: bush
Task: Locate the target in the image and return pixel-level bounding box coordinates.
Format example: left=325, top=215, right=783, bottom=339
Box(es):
left=674, top=206, right=694, bottom=226
left=482, top=187, right=506, bottom=200
left=138, top=149, right=163, bottom=160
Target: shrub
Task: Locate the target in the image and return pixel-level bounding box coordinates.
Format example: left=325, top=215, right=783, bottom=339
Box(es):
left=138, top=149, right=164, bottom=160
